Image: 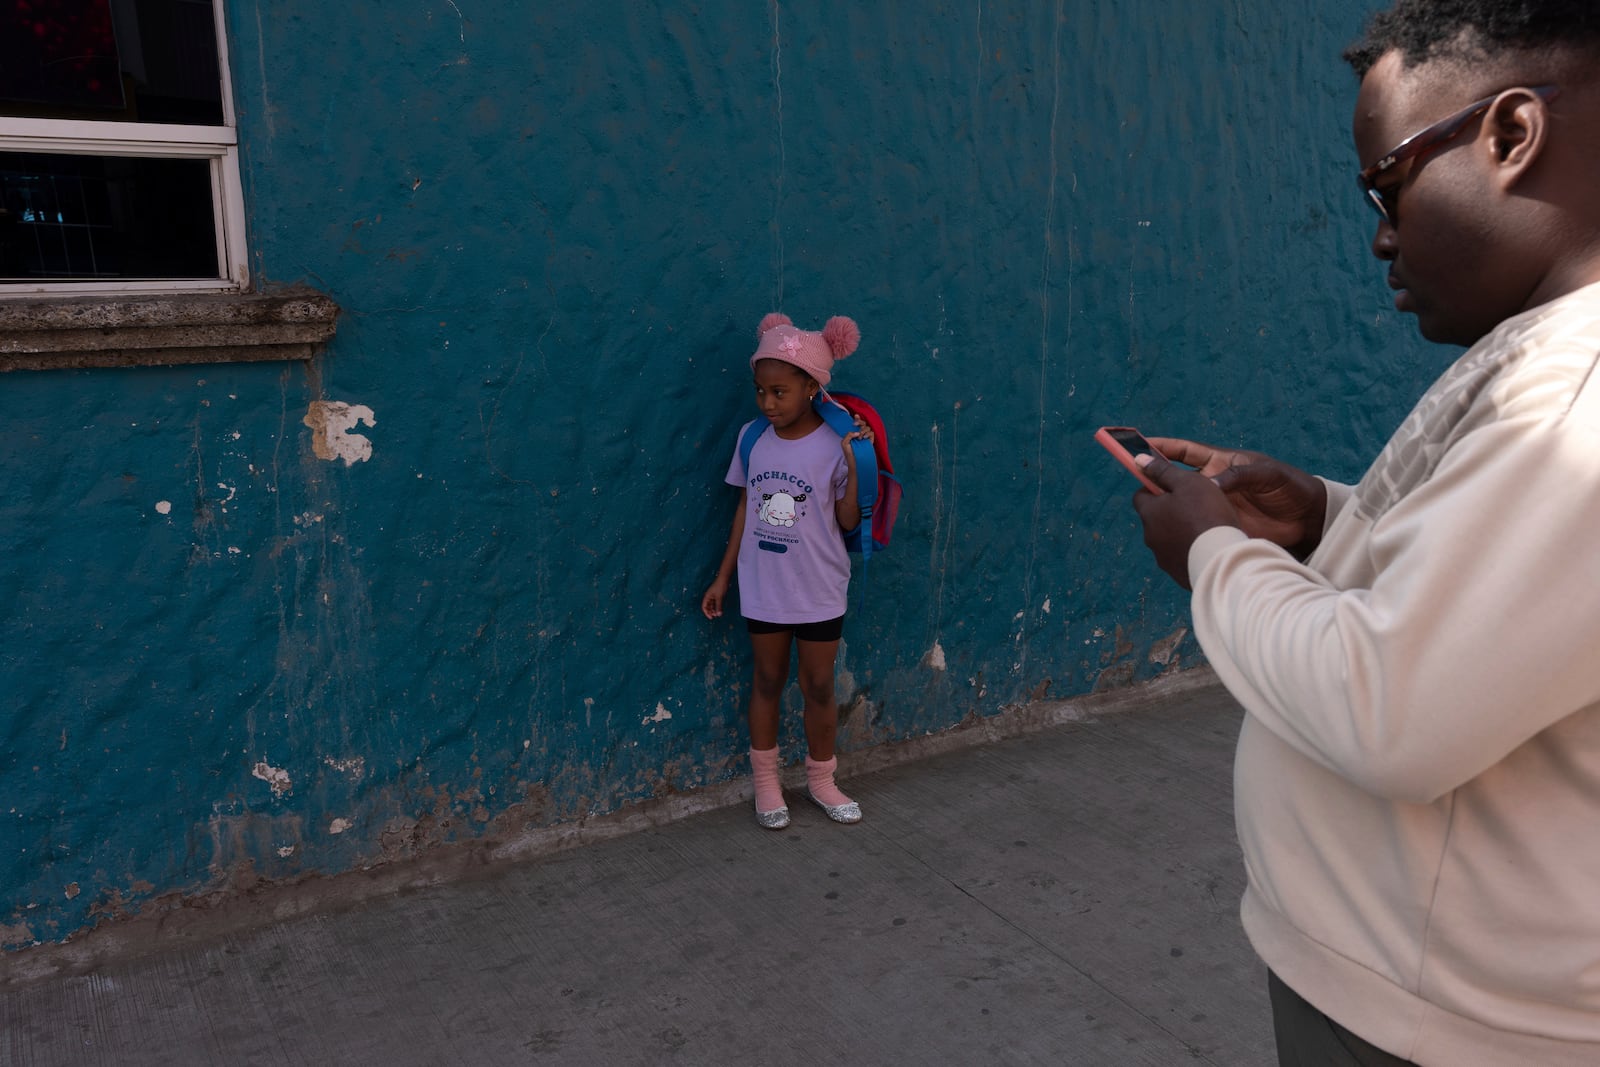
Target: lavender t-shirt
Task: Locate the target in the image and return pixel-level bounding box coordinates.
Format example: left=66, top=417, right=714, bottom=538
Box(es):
left=725, top=420, right=851, bottom=624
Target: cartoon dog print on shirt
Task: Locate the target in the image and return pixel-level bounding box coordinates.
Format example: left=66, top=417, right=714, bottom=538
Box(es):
left=759, top=490, right=806, bottom=528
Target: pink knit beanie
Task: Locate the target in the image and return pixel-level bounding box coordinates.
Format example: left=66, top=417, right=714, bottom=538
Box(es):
left=750, top=312, right=860, bottom=388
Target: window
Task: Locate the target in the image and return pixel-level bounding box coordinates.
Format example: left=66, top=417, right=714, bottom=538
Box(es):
left=0, top=0, right=247, bottom=294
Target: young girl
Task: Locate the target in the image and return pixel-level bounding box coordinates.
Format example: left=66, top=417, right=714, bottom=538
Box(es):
left=701, top=311, right=872, bottom=830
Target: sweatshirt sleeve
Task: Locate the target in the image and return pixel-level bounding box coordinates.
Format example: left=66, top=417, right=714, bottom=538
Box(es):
left=1188, top=414, right=1600, bottom=803
left=1317, top=477, right=1355, bottom=531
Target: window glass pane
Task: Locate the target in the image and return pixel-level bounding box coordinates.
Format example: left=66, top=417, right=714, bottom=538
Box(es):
left=1, top=0, right=223, bottom=126
left=0, top=152, right=218, bottom=281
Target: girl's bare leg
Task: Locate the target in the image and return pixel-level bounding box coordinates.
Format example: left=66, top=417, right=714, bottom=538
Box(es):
left=795, top=637, right=840, bottom=759
left=796, top=638, right=861, bottom=823
left=745, top=631, right=793, bottom=827
left=746, top=630, right=792, bottom=750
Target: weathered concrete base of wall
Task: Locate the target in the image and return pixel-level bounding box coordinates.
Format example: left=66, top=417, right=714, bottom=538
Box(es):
left=0, top=666, right=1222, bottom=992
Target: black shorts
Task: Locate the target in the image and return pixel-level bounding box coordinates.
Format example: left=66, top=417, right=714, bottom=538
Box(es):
left=745, top=615, right=845, bottom=642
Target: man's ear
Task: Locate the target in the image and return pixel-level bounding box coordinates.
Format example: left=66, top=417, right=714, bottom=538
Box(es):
left=1486, top=87, right=1552, bottom=186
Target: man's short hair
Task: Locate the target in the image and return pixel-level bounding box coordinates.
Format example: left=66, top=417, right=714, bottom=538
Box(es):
left=1344, top=0, right=1600, bottom=76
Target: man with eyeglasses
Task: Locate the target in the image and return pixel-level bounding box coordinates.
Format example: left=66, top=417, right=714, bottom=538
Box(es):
left=1124, top=3, right=1600, bottom=1065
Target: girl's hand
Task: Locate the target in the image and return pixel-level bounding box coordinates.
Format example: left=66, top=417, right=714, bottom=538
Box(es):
left=841, top=415, right=874, bottom=465
left=702, top=578, right=729, bottom=619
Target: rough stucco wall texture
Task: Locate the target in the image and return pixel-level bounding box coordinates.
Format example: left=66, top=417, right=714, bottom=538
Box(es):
left=2, top=0, right=1435, bottom=947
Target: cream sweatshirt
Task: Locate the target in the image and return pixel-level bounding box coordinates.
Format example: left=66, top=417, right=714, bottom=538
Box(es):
left=1188, top=281, right=1600, bottom=1066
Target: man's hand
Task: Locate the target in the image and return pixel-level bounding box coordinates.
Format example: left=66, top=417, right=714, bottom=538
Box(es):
left=1148, top=437, right=1327, bottom=556
left=1130, top=455, right=1242, bottom=590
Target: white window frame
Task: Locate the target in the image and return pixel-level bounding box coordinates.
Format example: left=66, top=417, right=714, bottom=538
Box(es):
left=0, top=0, right=248, bottom=295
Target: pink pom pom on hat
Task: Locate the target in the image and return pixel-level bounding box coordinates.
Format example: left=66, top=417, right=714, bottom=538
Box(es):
left=751, top=312, right=860, bottom=388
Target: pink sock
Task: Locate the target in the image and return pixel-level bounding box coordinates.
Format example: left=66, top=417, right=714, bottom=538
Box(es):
left=805, top=756, right=853, bottom=807
left=750, top=747, right=786, bottom=812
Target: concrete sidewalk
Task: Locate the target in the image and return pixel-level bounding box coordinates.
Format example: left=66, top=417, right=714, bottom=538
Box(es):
left=0, top=680, right=1271, bottom=1066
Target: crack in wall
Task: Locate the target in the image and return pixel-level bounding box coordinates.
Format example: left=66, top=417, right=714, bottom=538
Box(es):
left=769, top=0, right=785, bottom=308
left=1021, top=0, right=1067, bottom=679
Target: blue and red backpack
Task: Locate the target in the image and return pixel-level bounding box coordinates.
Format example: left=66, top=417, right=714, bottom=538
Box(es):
left=738, top=391, right=902, bottom=562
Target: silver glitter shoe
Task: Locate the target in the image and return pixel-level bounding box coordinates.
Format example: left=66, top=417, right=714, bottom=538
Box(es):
left=807, top=791, right=862, bottom=824
left=756, top=803, right=790, bottom=830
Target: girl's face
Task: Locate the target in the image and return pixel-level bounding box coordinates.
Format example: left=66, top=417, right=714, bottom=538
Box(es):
left=752, top=359, right=820, bottom=436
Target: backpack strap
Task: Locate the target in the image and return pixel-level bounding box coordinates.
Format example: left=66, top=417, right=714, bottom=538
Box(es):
left=814, top=394, right=878, bottom=559
left=737, top=420, right=766, bottom=482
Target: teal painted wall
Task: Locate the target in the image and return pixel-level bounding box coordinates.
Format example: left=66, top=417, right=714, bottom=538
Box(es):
left=2, top=0, right=1435, bottom=948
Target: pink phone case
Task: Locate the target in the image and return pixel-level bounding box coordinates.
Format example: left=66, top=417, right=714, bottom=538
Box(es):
left=1094, top=426, right=1165, bottom=494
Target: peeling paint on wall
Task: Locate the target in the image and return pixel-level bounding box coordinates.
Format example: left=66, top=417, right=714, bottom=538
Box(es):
left=644, top=703, right=672, bottom=725
left=1148, top=627, right=1190, bottom=668
left=323, top=756, right=366, bottom=780
left=251, top=761, right=293, bottom=797
left=923, top=642, right=947, bottom=672
left=303, top=401, right=377, bottom=466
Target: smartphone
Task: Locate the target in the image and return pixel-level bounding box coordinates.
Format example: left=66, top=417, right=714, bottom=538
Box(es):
left=1094, top=426, right=1166, bottom=494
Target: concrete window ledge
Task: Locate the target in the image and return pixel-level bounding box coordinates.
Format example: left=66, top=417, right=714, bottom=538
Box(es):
left=0, top=287, right=340, bottom=372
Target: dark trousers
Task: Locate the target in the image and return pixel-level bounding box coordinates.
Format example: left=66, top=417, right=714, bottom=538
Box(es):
left=1269, top=971, right=1417, bottom=1066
